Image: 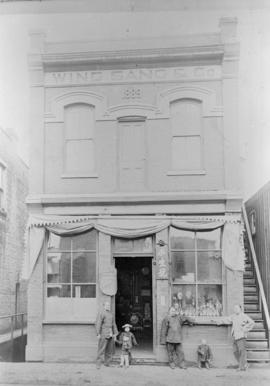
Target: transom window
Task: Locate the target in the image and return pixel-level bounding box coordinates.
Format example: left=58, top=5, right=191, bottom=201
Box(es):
left=45, top=229, right=97, bottom=321
left=170, top=228, right=223, bottom=317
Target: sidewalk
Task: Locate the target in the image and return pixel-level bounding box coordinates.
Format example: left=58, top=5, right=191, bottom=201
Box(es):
left=0, top=363, right=270, bottom=386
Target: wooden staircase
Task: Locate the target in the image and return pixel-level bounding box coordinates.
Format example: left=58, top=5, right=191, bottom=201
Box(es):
left=243, top=207, right=270, bottom=366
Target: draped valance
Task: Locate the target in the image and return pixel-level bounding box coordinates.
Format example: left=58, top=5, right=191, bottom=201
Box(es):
left=21, top=215, right=244, bottom=280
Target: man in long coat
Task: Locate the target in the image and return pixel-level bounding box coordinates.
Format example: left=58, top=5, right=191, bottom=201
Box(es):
left=95, top=300, right=118, bottom=369
left=160, top=306, right=194, bottom=369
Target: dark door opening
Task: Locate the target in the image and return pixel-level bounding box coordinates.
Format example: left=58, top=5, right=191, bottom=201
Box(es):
left=115, top=256, right=153, bottom=353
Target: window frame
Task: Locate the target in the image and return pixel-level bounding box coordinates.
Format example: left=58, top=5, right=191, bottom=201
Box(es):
left=61, top=102, right=98, bottom=179
left=169, top=227, right=225, bottom=316
left=44, top=229, right=98, bottom=322
left=167, top=98, right=206, bottom=176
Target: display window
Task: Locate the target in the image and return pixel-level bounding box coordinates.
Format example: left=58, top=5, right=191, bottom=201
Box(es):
left=170, top=228, right=223, bottom=317
left=45, top=230, right=97, bottom=321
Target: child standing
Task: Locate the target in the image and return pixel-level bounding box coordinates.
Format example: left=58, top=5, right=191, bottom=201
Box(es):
left=117, top=323, right=138, bottom=368
left=197, top=339, right=213, bottom=369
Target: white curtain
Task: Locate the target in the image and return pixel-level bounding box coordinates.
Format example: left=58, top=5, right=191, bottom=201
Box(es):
left=22, top=215, right=243, bottom=280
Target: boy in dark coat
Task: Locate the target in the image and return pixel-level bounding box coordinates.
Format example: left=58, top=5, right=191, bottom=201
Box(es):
left=197, top=339, right=213, bottom=369
left=95, top=301, right=118, bottom=369
left=117, top=323, right=138, bottom=368
left=160, top=306, right=194, bottom=369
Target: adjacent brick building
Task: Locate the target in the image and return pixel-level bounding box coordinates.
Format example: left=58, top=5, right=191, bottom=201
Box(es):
left=0, top=127, right=29, bottom=320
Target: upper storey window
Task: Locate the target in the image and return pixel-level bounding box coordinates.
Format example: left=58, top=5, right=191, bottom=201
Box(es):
left=64, top=103, right=96, bottom=176
left=170, top=99, right=204, bottom=174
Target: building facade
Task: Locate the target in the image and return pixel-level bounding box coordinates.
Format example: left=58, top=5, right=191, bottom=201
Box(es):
left=0, top=127, right=28, bottom=321
left=25, top=18, right=245, bottom=366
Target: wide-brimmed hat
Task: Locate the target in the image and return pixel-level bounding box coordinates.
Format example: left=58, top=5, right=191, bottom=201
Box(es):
left=122, top=323, right=132, bottom=328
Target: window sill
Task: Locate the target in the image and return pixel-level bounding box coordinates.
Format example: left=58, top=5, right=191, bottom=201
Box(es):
left=61, top=173, right=99, bottom=179
left=43, top=320, right=95, bottom=325
left=193, top=317, right=228, bottom=325
left=167, top=170, right=206, bottom=176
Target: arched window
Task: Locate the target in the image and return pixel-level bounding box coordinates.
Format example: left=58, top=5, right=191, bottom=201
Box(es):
left=64, top=103, right=96, bottom=176
left=170, top=99, right=203, bottom=172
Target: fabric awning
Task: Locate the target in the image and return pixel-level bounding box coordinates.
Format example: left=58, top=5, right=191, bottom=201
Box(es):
left=21, top=214, right=244, bottom=280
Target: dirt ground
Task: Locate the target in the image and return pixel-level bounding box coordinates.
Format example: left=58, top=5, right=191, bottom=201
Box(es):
left=0, top=363, right=270, bottom=386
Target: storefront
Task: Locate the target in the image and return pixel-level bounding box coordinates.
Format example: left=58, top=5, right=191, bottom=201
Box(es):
left=24, top=214, right=244, bottom=365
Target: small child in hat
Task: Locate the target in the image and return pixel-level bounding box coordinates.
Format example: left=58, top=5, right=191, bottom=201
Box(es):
left=117, top=323, right=138, bottom=368
left=197, top=339, right=213, bottom=369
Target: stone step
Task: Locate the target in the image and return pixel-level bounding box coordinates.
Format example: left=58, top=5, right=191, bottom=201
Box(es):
left=244, top=271, right=254, bottom=278
left=244, top=277, right=256, bottom=285
left=245, top=263, right=252, bottom=270
left=246, top=339, right=268, bottom=349
left=254, top=320, right=265, bottom=329
left=244, top=285, right=257, bottom=293
left=244, top=294, right=259, bottom=302
left=247, top=330, right=266, bottom=339
left=247, top=349, right=270, bottom=360
left=247, top=311, right=263, bottom=319
left=244, top=303, right=260, bottom=311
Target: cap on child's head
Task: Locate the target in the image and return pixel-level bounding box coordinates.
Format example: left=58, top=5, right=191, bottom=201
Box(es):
left=122, top=323, right=132, bottom=329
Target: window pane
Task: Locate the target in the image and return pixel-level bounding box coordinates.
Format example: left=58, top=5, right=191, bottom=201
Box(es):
left=72, top=284, right=96, bottom=298
left=72, top=252, right=96, bottom=283
left=196, top=229, right=221, bottom=250
left=170, top=228, right=195, bottom=249
left=48, top=233, right=71, bottom=251
left=171, top=99, right=201, bottom=136
left=198, top=284, right=222, bottom=316
left=197, top=251, right=222, bottom=282
left=72, top=230, right=97, bottom=251
left=47, top=253, right=71, bottom=283
left=197, top=251, right=222, bottom=283
left=47, top=285, right=71, bottom=298
left=114, top=238, right=133, bottom=252
left=114, top=237, right=152, bottom=253
left=172, top=136, right=201, bottom=170
left=172, top=285, right=196, bottom=317
left=172, top=251, right=195, bottom=281
left=65, top=104, right=94, bottom=139
left=65, top=139, right=95, bottom=174
left=133, top=237, right=153, bottom=252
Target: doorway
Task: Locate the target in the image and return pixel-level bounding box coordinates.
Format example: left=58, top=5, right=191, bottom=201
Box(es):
left=115, top=256, right=153, bottom=353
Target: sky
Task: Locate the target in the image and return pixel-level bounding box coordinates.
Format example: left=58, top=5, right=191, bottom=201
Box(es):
left=0, top=4, right=270, bottom=199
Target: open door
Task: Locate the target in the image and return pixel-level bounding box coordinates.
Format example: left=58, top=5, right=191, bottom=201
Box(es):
left=115, top=256, right=153, bottom=353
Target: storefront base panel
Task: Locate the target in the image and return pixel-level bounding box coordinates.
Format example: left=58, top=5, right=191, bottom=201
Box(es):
left=26, top=324, right=237, bottom=367
left=156, top=344, right=236, bottom=368
left=156, top=325, right=236, bottom=368
left=43, top=345, right=97, bottom=362
left=25, top=345, right=43, bottom=362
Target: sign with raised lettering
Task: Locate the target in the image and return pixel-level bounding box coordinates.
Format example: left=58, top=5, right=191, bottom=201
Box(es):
left=45, top=65, right=221, bottom=86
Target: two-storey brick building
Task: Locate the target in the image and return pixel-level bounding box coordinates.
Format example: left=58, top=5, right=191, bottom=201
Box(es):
left=0, top=127, right=28, bottom=322
left=25, top=17, right=245, bottom=366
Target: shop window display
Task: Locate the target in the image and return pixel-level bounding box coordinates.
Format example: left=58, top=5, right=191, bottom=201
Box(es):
left=170, top=228, right=223, bottom=317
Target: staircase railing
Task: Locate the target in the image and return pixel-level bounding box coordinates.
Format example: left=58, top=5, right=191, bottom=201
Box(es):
left=242, top=204, right=270, bottom=347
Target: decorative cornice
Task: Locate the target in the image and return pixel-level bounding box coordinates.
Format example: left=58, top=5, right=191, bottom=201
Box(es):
left=42, top=45, right=224, bottom=71
left=26, top=191, right=243, bottom=206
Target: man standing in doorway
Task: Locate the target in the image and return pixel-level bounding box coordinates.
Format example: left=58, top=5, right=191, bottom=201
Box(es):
left=95, top=300, right=118, bottom=369
left=215, top=304, right=254, bottom=371
left=160, top=306, right=194, bottom=369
